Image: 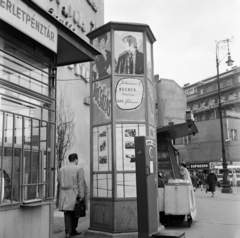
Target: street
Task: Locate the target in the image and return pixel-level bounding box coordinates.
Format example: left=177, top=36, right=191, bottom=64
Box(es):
left=54, top=188, right=240, bottom=238
left=165, top=187, right=240, bottom=238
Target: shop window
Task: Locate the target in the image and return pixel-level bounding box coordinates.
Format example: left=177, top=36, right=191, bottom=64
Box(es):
left=231, top=130, right=237, bottom=141
left=0, top=31, right=56, bottom=205
left=201, top=114, right=206, bottom=121
left=209, top=112, right=214, bottom=120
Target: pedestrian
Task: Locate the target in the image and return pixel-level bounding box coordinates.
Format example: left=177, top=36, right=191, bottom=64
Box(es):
left=206, top=169, right=218, bottom=197
left=197, top=170, right=205, bottom=191
left=191, top=171, right=199, bottom=192
left=57, top=153, right=86, bottom=238
left=232, top=170, right=237, bottom=194
left=179, top=162, right=192, bottom=185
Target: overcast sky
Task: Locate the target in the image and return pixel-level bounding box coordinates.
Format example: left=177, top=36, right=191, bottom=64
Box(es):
left=104, top=0, right=240, bottom=87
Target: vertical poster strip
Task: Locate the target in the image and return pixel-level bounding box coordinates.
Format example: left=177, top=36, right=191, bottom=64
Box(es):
left=92, top=32, right=112, bottom=81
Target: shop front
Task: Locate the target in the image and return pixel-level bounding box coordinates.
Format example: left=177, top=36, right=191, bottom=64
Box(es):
left=0, top=1, right=99, bottom=238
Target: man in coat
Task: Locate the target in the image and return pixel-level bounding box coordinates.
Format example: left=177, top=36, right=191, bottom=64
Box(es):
left=57, top=153, right=85, bottom=237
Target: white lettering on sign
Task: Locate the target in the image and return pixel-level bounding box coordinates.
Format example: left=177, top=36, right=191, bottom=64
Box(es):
left=116, top=78, right=144, bottom=110
left=146, top=140, right=156, bottom=148
left=93, top=81, right=111, bottom=118
left=0, top=0, right=57, bottom=52
left=190, top=164, right=209, bottom=169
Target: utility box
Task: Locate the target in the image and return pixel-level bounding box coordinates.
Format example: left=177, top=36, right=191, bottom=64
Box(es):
left=135, top=136, right=159, bottom=238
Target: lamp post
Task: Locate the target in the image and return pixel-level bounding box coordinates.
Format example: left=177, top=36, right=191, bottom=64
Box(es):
left=216, top=38, right=234, bottom=193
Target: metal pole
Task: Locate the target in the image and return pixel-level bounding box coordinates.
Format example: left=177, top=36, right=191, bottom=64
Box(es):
left=216, top=40, right=231, bottom=193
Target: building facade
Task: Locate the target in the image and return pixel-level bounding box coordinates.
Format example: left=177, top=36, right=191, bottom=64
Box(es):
left=0, top=0, right=102, bottom=237
left=182, top=66, right=240, bottom=167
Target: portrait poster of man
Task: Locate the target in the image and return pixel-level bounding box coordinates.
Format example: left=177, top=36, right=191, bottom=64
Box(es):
left=92, top=32, right=111, bottom=80
left=115, top=31, right=144, bottom=75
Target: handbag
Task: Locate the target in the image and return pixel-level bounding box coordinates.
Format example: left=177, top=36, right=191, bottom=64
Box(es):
left=74, top=196, right=86, bottom=218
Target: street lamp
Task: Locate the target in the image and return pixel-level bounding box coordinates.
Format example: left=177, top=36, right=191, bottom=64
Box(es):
left=216, top=38, right=234, bottom=193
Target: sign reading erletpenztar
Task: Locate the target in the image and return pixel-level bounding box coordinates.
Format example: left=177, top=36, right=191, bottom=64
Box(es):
left=0, top=0, right=58, bottom=53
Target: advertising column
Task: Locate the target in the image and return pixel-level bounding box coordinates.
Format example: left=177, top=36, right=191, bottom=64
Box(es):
left=87, top=22, right=156, bottom=235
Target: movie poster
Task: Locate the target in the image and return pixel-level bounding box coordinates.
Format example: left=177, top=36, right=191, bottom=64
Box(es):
left=146, top=37, right=152, bottom=81
left=115, top=31, right=144, bottom=75
left=93, top=125, right=112, bottom=172
left=92, top=32, right=111, bottom=80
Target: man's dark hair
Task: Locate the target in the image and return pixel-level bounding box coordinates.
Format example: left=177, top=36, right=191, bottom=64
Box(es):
left=122, top=35, right=137, bottom=48
left=98, top=33, right=108, bottom=43
left=69, top=153, right=78, bottom=162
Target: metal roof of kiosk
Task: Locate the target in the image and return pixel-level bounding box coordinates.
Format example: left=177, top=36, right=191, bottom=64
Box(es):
left=21, top=0, right=100, bottom=66
left=157, top=120, right=198, bottom=139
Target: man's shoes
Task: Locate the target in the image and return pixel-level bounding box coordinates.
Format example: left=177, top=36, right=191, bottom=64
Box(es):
left=71, top=230, right=81, bottom=236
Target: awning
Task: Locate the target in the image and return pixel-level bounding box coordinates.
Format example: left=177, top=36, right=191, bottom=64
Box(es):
left=22, top=0, right=101, bottom=66
left=157, top=120, right=198, bottom=139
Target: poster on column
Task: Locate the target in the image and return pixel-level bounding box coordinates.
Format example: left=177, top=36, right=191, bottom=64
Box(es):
left=148, top=80, right=155, bottom=127
left=123, top=126, right=138, bottom=171
left=115, top=76, right=145, bottom=121
left=92, top=78, right=111, bottom=125
left=146, top=37, right=153, bottom=82
left=98, top=126, right=108, bottom=171
left=92, top=32, right=111, bottom=81
left=114, top=31, right=144, bottom=75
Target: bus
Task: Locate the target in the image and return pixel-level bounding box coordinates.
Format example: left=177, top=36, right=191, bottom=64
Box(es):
left=214, top=165, right=240, bottom=187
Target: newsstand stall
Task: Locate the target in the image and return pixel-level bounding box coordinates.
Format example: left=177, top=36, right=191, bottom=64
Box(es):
left=157, top=120, right=198, bottom=227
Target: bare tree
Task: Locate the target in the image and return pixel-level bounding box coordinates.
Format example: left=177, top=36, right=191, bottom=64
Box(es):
left=55, top=91, right=76, bottom=207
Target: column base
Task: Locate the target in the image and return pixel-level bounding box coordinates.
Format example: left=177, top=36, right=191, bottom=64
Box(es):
left=84, top=229, right=138, bottom=238
left=85, top=225, right=165, bottom=238
left=152, top=230, right=185, bottom=238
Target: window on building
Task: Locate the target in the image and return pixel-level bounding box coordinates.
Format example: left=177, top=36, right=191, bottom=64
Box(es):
left=228, top=93, right=237, bottom=101
left=220, top=82, right=224, bottom=88
left=221, top=96, right=225, bottom=103
left=231, top=129, right=238, bottom=141
left=0, top=30, right=56, bottom=205
left=192, top=104, right=199, bottom=110
left=200, top=101, right=205, bottom=108
left=188, top=89, right=194, bottom=95
left=238, top=91, right=240, bottom=98
left=208, top=99, right=215, bottom=106
left=206, top=85, right=213, bottom=93
left=200, top=88, right=203, bottom=95
left=238, top=75, right=240, bottom=83
left=226, top=78, right=233, bottom=86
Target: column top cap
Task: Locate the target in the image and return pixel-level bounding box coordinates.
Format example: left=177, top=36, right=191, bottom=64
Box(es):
left=87, top=21, right=156, bottom=44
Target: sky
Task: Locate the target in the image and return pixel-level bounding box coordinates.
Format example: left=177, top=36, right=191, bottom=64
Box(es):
left=104, top=0, right=240, bottom=87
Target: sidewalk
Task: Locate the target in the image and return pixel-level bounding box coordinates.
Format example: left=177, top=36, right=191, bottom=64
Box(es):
left=53, top=209, right=90, bottom=238
left=53, top=188, right=240, bottom=238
